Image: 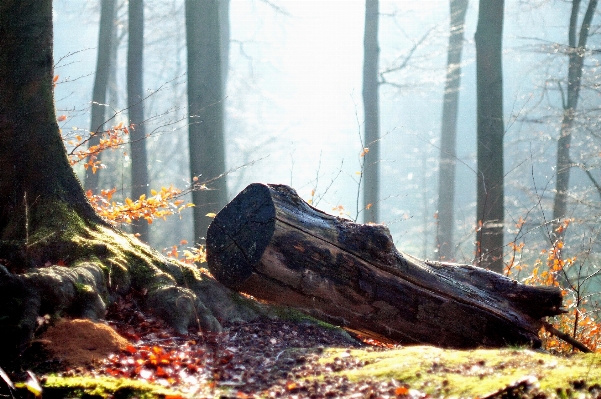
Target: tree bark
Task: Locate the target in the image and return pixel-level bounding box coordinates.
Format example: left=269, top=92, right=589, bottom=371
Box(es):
left=186, top=0, right=227, bottom=242
left=362, top=0, right=380, bottom=223
left=475, top=0, right=505, bottom=272
left=219, top=0, right=230, bottom=93
left=85, top=0, right=117, bottom=192
left=436, top=0, right=468, bottom=261
left=0, top=0, right=258, bottom=363
left=128, top=0, right=150, bottom=242
left=552, top=0, right=598, bottom=242
left=207, top=183, right=564, bottom=348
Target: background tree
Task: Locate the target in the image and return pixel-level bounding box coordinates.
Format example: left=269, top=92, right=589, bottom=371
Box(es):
left=436, top=0, right=468, bottom=261
left=85, top=0, right=117, bottom=192
left=552, top=0, right=598, bottom=241
left=186, top=0, right=227, bottom=242
left=220, top=0, right=230, bottom=90
left=128, top=0, right=150, bottom=242
left=475, top=0, right=505, bottom=272
left=363, top=0, right=380, bottom=223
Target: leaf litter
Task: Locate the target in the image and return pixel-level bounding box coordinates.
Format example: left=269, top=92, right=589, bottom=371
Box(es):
left=13, top=295, right=601, bottom=398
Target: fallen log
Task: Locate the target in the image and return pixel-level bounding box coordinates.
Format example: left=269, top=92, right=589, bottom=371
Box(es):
left=206, top=183, right=564, bottom=348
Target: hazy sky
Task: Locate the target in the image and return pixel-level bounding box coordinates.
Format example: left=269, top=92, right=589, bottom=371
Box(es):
left=51, top=0, right=591, bottom=259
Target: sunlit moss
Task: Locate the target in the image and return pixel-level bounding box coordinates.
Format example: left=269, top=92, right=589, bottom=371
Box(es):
left=322, top=346, right=601, bottom=397
left=43, top=375, right=184, bottom=399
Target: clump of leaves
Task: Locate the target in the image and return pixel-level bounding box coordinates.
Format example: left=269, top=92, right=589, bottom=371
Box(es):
left=86, top=186, right=193, bottom=226
left=506, top=218, right=601, bottom=353
left=60, top=119, right=206, bottom=265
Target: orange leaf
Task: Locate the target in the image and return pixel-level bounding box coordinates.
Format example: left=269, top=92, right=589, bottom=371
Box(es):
left=395, top=386, right=409, bottom=395
left=286, top=382, right=297, bottom=391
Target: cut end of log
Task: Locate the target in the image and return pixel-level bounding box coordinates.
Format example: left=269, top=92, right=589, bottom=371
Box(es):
left=207, top=183, right=277, bottom=288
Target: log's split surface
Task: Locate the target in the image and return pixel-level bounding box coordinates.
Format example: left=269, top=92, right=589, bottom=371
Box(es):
left=207, top=183, right=564, bottom=348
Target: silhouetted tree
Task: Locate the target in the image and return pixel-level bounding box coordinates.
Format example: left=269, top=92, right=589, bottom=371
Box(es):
left=128, top=0, right=150, bottom=242
left=85, top=0, right=117, bottom=192
left=186, top=0, right=227, bottom=242
left=552, top=0, right=598, bottom=242
left=363, top=0, right=380, bottom=223
left=436, top=0, right=469, bottom=261
left=475, top=0, right=505, bottom=272
left=220, top=0, right=230, bottom=90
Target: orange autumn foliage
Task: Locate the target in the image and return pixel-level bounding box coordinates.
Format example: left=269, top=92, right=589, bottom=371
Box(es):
left=61, top=120, right=206, bottom=265
left=506, top=218, right=601, bottom=353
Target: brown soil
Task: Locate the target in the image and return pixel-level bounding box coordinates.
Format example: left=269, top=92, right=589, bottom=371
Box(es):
left=40, top=319, right=129, bottom=367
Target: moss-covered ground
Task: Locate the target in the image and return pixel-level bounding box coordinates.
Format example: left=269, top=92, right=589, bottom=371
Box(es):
left=42, top=375, right=185, bottom=399
left=322, top=345, right=601, bottom=397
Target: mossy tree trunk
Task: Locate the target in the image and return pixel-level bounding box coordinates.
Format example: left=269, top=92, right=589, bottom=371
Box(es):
left=0, top=0, right=257, bottom=364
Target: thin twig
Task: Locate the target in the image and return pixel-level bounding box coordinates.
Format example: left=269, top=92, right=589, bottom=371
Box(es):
left=542, top=320, right=592, bottom=353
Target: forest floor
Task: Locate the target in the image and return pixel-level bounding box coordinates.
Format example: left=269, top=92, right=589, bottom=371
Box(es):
left=7, top=295, right=601, bottom=399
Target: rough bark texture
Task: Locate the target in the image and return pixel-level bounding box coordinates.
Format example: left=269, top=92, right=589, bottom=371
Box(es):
left=128, top=0, right=150, bottom=242
left=207, top=183, right=564, bottom=349
left=475, top=0, right=505, bottom=272
left=186, top=0, right=228, bottom=242
left=0, top=0, right=258, bottom=364
left=436, top=0, right=468, bottom=261
left=85, top=0, right=116, bottom=192
left=362, top=0, right=380, bottom=223
left=552, top=0, right=598, bottom=241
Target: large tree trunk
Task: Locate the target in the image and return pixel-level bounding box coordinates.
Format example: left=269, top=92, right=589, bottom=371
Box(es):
left=207, top=183, right=564, bottom=348
left=436, top=0, right=468, bottom=261
left=552, top=0, right=598, bottom=242
left=475, top=0, right=505, bottom=272
left=362, top=0, right=380, bottom=223
left=85, top=0, right=117, bottom=192
left=186, top=0, right=227, bottom=242
left=128, top=0, right=150, bottom=242
left=0, top=0, right=257, bottom=364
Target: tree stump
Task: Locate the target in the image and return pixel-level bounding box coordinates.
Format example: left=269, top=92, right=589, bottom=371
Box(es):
left=207, top=183, right=564, bottom=348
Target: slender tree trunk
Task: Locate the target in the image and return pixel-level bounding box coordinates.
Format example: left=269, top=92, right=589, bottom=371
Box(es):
left=436, top=0, right=468, bottom=261
left=552, top=0, right=598, bottom=241
left=128, top=0, right=149, bottom=242
left=362, top=0, right=380, bottom=223
left=186, top=0, right=227, bottom=242
left=475, top=0, right=505, bottom=273
left=220, top=0, right=230, bottom=92
left=85, top=0, right=116, bottom=192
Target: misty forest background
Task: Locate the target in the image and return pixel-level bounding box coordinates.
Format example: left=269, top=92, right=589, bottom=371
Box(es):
left=53, top=0, right=601, bottom=304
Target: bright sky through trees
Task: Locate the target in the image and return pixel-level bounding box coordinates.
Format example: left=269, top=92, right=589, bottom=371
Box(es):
left=51, top=0, right=599, bottom=263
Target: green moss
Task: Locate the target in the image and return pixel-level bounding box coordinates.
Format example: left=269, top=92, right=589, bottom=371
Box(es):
left=321, top=346, right=601, bottom=397
left=43, top=375, right=184, bottom=399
